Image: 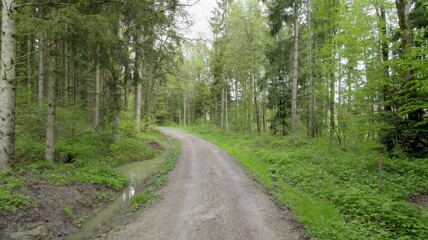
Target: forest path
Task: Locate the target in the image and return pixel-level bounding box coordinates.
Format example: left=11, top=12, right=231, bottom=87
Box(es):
left=105, top=128, right=305, bottom=240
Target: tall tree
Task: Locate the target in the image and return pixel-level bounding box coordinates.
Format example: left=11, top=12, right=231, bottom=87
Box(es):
left=0, top=0, right=17, bottom=169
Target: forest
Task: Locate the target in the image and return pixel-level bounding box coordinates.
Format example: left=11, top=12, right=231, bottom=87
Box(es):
left=0, top=0, right=427, bottom=239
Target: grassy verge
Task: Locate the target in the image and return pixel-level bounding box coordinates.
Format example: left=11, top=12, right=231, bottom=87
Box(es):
left=130, top=139, right=181, bottom=210
left=1, top=109, right=167, bottom=212
left=182, top=125, right=428, bottom=240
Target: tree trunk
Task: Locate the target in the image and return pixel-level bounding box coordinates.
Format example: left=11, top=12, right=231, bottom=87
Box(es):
left=225, top=86, right=229, bottom=131
left=183, top=93, right=187, bottom=127
left=146, top=66, right=155, bottom=120
left=27, top=37, right=32, bottom=102
left=308, top=0, right=317, bottom=137
left=291, top=4, right=299, bottom=137
left=251, top=45, right=261, bottom=134
left=221, top=87, right=224, bottom=129
left=135, top=61, right=143, bottom=133
left=45, top=22, right=57, bottom=162
left=0, top=0, right=17, bottom=169
left=38, top=31, right=45, bottom=112
left=235, top=78, right=239, bottom=127
left=395, top=0, right=411, bottom=84
left=94, top=63, right=101, bottom=128
left=63, top=42, right=69, bottom=106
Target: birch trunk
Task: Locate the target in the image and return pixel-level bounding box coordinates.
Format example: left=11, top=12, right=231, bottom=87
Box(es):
left=0, top=0, right=17, bottom=169
left=291, top=4, right=299, bottom=137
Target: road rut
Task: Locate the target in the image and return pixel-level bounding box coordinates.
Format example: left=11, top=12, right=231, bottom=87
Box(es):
left=106, top=128, right=306, bottom=240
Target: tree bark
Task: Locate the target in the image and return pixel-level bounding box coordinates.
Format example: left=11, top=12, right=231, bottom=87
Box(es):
left=94, top=63, right=101, bottom=128
left=183, top=93, right=187, bottom=127
left=291, top=3, right=299, bottom=137
left=308, top=0, right=317, bottom=137
left=225, top=86, right=229, bottom=131
left=221, top=87, right=224, bottom=129
left=251, top=43, right=261, bottom=134
left=38, top=31, right=45, bottom=112
left=44, top=15, right=57, bottom=162
left=0, top=0, right=17, bottom=169
left=135, top=61, right=143, bottom=133
left=27, top=37, right=32, bottom=102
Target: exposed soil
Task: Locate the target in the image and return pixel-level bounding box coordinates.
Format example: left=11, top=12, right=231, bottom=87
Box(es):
left=148, top=141, right=163, bottom=150
left=0, top=179, right=116, bottom=240
left=410, top=194, right=428, bottom=209
left=105, top=128, right=307, bottom=240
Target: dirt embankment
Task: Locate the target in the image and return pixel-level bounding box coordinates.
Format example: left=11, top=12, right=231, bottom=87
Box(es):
left=0, top=180, right=116, bottom=240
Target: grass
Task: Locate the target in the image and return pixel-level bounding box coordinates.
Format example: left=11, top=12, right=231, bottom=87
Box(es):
left=130, top=139, right=181, bottom=210
left=183, top=125, right=428, bottom=240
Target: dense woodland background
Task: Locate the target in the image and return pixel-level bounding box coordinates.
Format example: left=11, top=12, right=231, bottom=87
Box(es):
left=0, top=0, right=427, bottom=239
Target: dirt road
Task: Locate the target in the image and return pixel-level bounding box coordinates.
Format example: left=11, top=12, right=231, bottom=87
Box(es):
left=106, top=128, right=306, bottom=240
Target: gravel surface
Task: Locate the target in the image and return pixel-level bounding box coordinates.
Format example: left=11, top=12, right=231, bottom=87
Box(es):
left=106, top=128, right=306, bottom=240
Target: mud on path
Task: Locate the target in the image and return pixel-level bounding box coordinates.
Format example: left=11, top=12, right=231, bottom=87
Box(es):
left=105, top=128, right=306, bottom=240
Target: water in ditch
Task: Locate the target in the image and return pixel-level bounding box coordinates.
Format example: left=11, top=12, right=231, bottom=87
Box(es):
left=66, top=151, right=169, bottom=240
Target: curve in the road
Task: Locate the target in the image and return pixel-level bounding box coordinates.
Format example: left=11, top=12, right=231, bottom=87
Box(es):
left=106, top=128, right=306, bottom=240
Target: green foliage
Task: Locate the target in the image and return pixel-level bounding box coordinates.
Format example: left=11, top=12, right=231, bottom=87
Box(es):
left=184, top=126, right=428, bottom=240
left=63, top=204, right=74, bottom=216
left=2, top=103, right=168, bottom=212
left=0, top=172, right=31, bottom=211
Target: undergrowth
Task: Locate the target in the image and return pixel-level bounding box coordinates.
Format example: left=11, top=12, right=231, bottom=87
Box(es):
left=0, top=103, right=167, bottom=212
left=183, top=125, right=428, bottom=240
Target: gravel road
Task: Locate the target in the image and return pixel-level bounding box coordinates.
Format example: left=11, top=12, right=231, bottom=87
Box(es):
left=106, top=128, right=306, bottom=240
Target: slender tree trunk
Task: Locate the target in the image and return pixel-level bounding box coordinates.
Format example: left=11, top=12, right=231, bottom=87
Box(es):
left=251, top=47, right=261, bottom=134
left=27, top=37, right=32, bottom=102
left=124, top=57, right=130, bottom=112
left=0, top=0, right=17, bottom=169
left=38, top=31, right=45, bottom=112
left=379, top=6, right=391, bottom=112
left=308, top=0, right=316, bottom=137
left=330, top=71, right=335, bottom=136
left=183, top=93, right=187, bottom=127
left=135, top=62, right=143, bottom=133
left=146, top=66, right=155, bottom=120
left=112, top=16, right=125, bottom=142
left=221, top=87, right=224, bottom=129
left=94, top=63, right=101, bottom=128
left=235, top=78, right=239, bottom=127
left=64, top=42, right=69, bottom=106
left=291, top=4, right=299, bottom=137
left=45, top=16, right=57, bottom=162
left=225, top=86, right=229, bottom=131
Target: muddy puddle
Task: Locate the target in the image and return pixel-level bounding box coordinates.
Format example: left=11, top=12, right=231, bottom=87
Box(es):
left=66, top=150, right=170, bottom=240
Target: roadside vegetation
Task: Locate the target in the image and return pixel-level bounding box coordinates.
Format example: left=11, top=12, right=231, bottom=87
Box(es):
left=184, top=125, right=428, bottom=240
left=0, top=102, right=167, bottom=213
left=130, top=139, right=181, bottom=210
